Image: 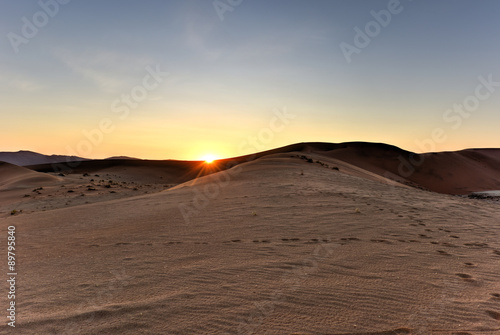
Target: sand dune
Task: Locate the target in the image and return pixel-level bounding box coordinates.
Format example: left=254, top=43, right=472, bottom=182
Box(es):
left=255, top=142, right=500, bottom=195
left=26, top=142, right=500, bottom=195
left=0, top=161, right=60, bottom=190
left=2, top=148, right=500, bottom=334
left=29, top=158, right=220, bottom=185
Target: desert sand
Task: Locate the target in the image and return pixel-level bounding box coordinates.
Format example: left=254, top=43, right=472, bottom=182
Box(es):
left=1, top=142, right=500, bottom=334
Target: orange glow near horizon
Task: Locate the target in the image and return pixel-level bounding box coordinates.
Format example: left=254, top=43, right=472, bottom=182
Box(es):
left=201, top=154, right=217, bottom=164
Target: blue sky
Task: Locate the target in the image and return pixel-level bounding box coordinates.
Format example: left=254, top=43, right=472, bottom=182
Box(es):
left=1, top=0, right=499, bottom=159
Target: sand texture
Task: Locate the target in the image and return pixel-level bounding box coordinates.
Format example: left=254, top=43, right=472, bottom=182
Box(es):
left=1, top=143, right=500, bottom=334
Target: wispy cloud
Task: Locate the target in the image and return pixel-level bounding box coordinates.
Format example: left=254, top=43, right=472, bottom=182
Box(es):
left=52, top=47, right=153, bottom=94
left=181, top=6, right=224, bottom=62
left=9, top=77, right=44, bottom=92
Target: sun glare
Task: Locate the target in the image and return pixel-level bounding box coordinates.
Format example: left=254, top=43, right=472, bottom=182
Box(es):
left=202, top=154, right=217, bottom=164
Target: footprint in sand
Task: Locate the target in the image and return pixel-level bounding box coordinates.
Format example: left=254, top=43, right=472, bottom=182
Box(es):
left=485, top=310, right=500, bottom=320
left=370, top=239, right=392, bottom=244
left=456, top=273, right=475, bottom=282
left=340, top=237, right=360, bottom=241
left=253, top=239, right=270, bottom=243
left=464, top=242, right=489, bottom=247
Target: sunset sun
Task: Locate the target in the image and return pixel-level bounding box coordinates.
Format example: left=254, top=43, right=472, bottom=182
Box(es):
left=202, top=154, right=217, bottom=164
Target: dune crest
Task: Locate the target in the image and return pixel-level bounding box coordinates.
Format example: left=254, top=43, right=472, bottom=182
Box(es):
left=0, top=161, right=60, bottom=190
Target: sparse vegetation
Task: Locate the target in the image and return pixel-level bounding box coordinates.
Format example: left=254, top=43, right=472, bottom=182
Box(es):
left=297, top=155, right=314, bottom=163
left=297, top=155, right=339, bottom=171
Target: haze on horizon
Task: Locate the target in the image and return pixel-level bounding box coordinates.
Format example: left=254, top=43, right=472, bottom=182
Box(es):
left=1, top=0, right=499, bottom=160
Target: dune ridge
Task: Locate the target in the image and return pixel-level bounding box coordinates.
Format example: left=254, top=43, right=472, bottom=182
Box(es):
left=25, top=141, right=500, bottom=195
left=0, top=161, right=60, bottom=190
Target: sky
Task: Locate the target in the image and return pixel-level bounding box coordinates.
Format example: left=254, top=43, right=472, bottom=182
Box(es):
left=1, top=0, right=499, bottom=160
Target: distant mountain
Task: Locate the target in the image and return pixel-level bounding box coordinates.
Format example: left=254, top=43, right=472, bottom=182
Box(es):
left=0, top=150, right=89, bottom=167
left=104, top=156, right=141, bottom=160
